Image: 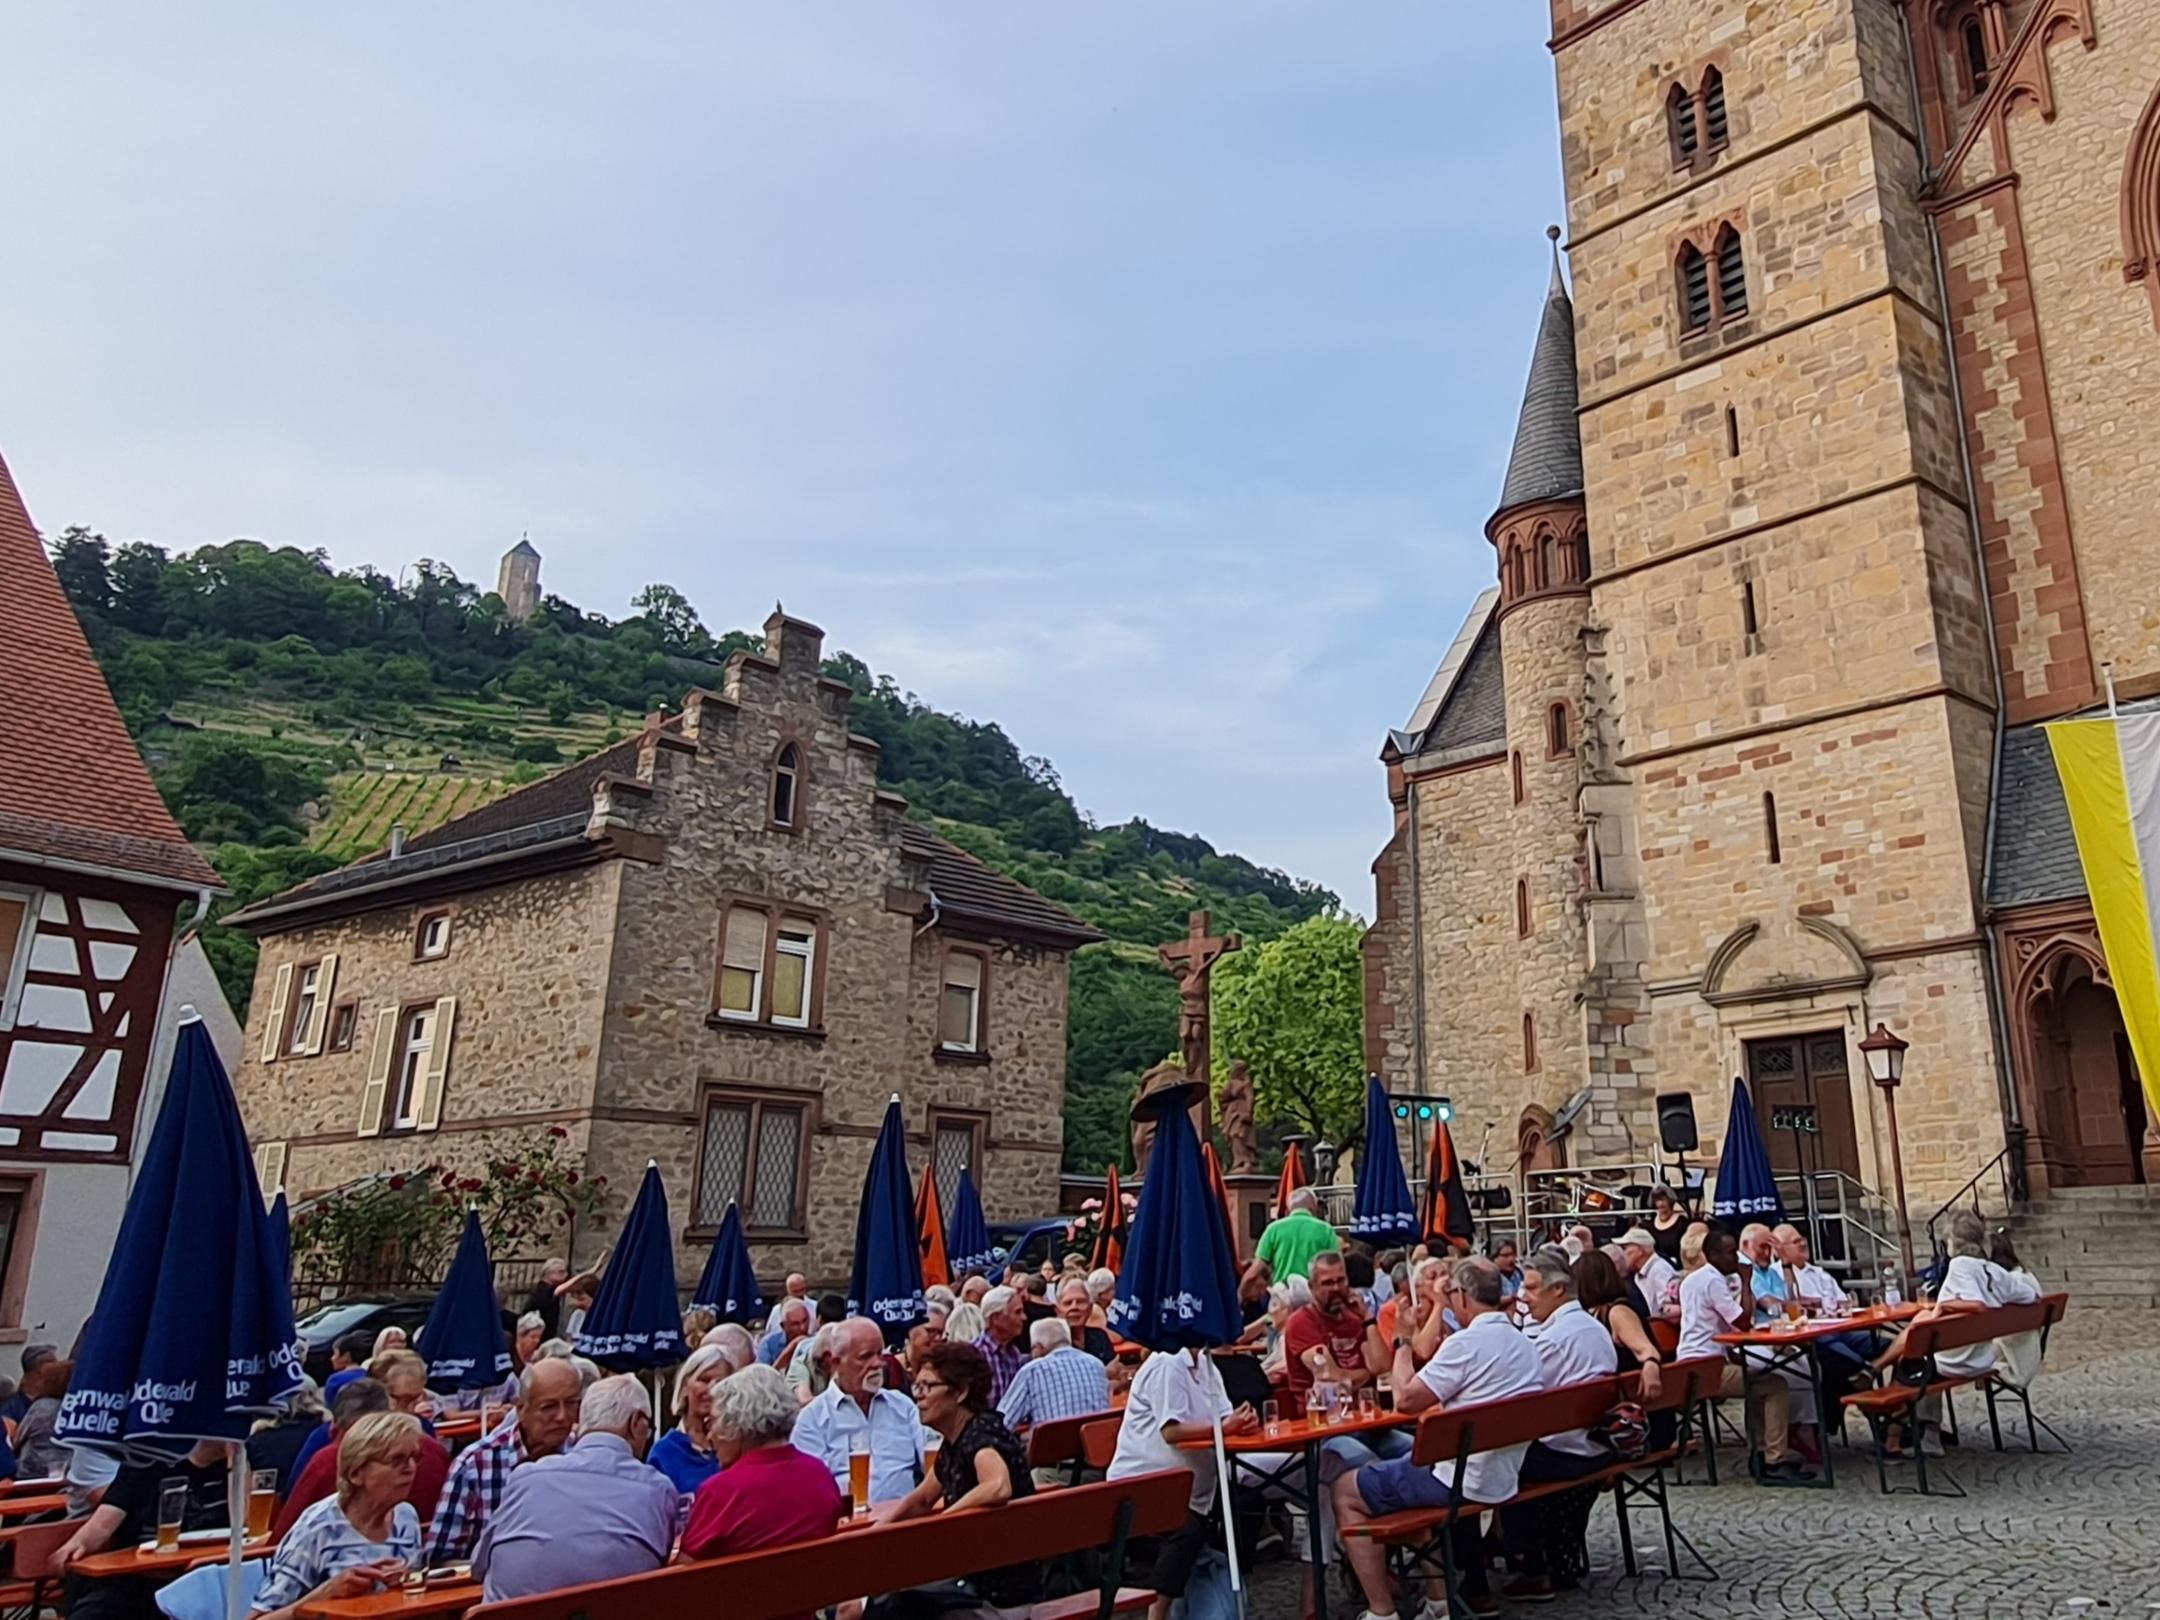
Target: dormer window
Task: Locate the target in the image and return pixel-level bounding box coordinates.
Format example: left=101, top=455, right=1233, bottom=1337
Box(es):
left=771, top=743, right=802, bottom=829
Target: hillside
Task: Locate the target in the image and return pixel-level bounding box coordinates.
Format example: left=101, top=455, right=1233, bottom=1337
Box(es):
left=47, top=528, right=1339, bottom=1170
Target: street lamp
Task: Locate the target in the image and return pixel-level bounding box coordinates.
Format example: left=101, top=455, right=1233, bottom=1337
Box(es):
left=1859, top=1022, right=1917, bottom=1294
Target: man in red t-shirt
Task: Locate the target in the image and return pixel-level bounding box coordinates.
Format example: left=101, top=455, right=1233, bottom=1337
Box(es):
left=1283, top=1251, right=1387, bottom=1404
left=272, top=1382, right=451, bottom=1540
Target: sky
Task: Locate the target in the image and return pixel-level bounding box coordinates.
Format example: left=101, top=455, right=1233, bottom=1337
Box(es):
left=2, top=4, right=1566, bottom=910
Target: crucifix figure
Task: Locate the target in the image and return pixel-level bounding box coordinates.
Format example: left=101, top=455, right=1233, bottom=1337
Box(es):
left=1159, top=909, right=1242, bottom=1127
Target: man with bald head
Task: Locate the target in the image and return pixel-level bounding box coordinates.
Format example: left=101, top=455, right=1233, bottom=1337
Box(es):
left=424, top=1356, right=582, bottom=1564
left=789, top=1317, right=923, bottom=1508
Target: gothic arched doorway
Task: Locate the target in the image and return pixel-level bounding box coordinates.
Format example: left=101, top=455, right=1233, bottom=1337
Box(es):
left=2022, top=942, right=2146, bottom=1187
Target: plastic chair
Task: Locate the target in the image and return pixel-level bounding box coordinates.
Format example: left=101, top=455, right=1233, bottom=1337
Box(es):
left=153, top=1558, right=267, bottom=1620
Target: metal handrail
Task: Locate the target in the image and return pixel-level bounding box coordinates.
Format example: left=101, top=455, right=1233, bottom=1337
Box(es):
left=1923, top=1144, right=2021, bottom=1261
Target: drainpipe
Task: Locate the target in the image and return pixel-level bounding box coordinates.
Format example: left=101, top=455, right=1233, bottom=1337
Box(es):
left=1898, top=21, right=2025, bottom=1200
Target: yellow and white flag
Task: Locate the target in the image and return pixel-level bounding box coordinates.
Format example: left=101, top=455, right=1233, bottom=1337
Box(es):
left=2046, top=712, right=2160, bottom=1117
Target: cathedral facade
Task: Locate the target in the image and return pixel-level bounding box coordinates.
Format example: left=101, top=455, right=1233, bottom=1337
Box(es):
left=1365, top=0, right=2160, bottom=1209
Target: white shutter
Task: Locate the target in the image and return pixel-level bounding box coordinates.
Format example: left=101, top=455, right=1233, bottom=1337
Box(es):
left=415, top=997, right=457, bottom=1132
left=301, top=953, right=339, bottom=1056
left=358, top=1008, right=397, bottom=1137
left=260, top=963, right=294, bottom=1063
left=257, top=1141, right=288, bottom=1199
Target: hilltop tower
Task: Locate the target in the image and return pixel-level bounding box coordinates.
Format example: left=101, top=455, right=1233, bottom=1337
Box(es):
left=497, top=535, right=541, bottom=622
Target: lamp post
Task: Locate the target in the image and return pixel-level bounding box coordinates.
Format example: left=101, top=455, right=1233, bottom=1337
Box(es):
left=1859, top=1022, right=1917, bottom=1292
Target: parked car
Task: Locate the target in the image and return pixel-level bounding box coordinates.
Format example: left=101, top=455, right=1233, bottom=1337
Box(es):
left=986, top=1219, right=1071, bottom=1277
left=295, top=1293, right=437, bottom=1383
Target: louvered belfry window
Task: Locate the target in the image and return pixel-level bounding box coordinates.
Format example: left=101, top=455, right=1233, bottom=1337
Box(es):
left=1669, top=82, right=1699, bottom=163
left=1702, top=68, right=1729, bottom=148
left=1679, top=244, right=1712, bottom=331
left=1716, top=229, right=1748, bottom=320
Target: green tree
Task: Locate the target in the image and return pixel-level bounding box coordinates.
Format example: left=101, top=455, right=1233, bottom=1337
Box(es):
left=1211, top=912, right=1367, bottom=1144
left=629, top=583, right=709, bottom=656
left=544, top=683, right=575, bottom=725
left=50, top=527, right=112, bottom=615
left=109, top=541, right=170, bottom=633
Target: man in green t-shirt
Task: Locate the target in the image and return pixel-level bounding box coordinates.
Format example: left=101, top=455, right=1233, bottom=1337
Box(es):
left=1250, top=1188, right=1341, bottom=1283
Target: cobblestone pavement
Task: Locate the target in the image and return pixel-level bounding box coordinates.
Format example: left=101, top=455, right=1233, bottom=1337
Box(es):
left=1241, top=1342, right=2160, bottom=1620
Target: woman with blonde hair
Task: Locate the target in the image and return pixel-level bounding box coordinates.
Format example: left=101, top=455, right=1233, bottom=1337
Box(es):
left=650, top=1343, right=730, bottom=1494
left=251, top=1411, right=422, bottom=1619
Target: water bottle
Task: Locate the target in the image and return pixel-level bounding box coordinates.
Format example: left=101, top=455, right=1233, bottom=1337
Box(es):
left=1881, top=1262, right=1902, bottom=1308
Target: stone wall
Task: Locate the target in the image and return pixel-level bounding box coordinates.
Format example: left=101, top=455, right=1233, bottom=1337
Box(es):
left=230, top=863, right=622, bottom=1201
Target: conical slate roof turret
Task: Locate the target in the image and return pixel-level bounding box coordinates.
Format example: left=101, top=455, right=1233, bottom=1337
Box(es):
left=1493, top=226, right=1584, bottom=517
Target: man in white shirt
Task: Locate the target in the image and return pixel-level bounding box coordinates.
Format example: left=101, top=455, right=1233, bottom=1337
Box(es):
left=1334, top=1257, right=1544, bottom=1620
left=1677, top=1228, right=1807, bottom=1483
left=1501, top=1248, right=1619, bottom=1601
left=789, top=1319, right=924, bottom=1507
left=1873, top=1208, right=2042, bottom=1454
left=1107, top=1348, right=1258, bottom=1620
left=1770, top=1224, right=1869, bottom=1403
left=764, top=1274, right=814, bottom=1334
left=1615, top=1227, right=1679, bottom=1322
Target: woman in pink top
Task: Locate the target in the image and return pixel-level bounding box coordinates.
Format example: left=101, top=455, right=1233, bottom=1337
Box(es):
left=682, top=1365, right=845, bottom=1564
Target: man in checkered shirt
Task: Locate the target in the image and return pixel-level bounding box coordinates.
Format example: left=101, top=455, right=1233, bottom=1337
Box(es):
left=996, top=1318, right=1111, bottom=1483
left=422, top=1358, right=582, bottom=1566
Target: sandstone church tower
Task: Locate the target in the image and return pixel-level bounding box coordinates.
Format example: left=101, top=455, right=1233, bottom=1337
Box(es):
left=1369, top=0, right=2160, bottom=1213
left=497, top=535, right=542, bottom=622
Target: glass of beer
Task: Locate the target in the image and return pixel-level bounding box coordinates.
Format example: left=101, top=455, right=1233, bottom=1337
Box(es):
left=848, top=1434, right=872, bottom=1518
left=247, top=1470, right=277, bottom=1540
left=155, top=1479, right=189, bottom=1552
left=1356, top=1387, right=1379, bottom=1421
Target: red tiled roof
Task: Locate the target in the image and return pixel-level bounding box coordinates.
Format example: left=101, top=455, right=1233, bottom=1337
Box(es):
left=0, top=448, right=219, bottom=891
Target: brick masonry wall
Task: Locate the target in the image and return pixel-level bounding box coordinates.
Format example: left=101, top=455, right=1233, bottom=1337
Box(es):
left=231, top=863, right=623, bottom=1198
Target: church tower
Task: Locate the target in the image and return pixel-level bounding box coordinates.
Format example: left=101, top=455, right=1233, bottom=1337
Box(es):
left=497, top=536, right=541, bottom=622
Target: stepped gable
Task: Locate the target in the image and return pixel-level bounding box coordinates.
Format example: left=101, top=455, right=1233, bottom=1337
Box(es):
left=0, top=446, right=218, bottom=891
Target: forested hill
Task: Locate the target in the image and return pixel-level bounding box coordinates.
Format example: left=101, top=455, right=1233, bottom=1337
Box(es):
left=46, top=529, right=1339, bottom=1171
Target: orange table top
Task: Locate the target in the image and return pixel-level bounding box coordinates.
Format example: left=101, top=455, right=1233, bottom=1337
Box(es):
left=1177, top=1409, right=1406, bottom=1455
left=298, top=1578, right=482, bottom=1620
left=0, top=1493, right=69, bottom=1520
left=1714, top=1302, right=1922, bottom=1348
left=73, top=1538, right=274, bottom=1580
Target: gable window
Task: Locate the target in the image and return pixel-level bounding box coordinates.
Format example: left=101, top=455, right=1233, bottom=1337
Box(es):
left=1668, top=81, right=1699, bottom=165
left=771, top=743, right=802, bottom=830
left=939, top=949, right=987, bottom=1053
left=0, top=887, right=35, bottom=1031
left=1701, top=67, right=1729, bottom=148
left=1547, top=702, right=1574, bottom=759
left=694, top=1088, right=809, bottom=1233
left=713, top=901, right=827, bottom=1031
left=416, top=911, right=452, bottom=961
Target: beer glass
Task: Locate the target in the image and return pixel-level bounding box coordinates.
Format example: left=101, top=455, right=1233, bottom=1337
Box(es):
left=247, top=1470, right=277, bottom=1540
left=848, top=1433, right=872, bottom=1517
left=155, top=1479, right=188, bottom=1552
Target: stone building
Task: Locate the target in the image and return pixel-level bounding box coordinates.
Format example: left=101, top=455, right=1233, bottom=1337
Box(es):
left=228, top=609, right=1099, bottom=1291
left=1367, top=0, right=2160, bottom=1214
left=495, top=537, right=541, bottom=623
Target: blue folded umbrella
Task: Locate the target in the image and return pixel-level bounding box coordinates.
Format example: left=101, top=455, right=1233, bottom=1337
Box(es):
left=1711, top=1076, right=1786, bottom=1227
left=848, top=1096, right=926, bottom=1344
left=576, top=1162, right=687, bottom=1372
left=57, top=1017, right=301, bottom=1464
left=691, top=1202, right=764, bottom=1325
left=1350, top=1076, right=1418, bottom=1244
left=1108, top=1085, right=1243, bottom=1352
left=945, top=1165, right=996, bottom=1279
left=418, top=1210, right=511, bottom=1392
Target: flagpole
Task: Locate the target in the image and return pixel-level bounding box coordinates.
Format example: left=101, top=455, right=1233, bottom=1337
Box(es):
left=2104, top=658, right=2119, bottom=717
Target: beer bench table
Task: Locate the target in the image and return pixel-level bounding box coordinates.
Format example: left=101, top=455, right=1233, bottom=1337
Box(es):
left=1714, top=1302, right=1921, bottom=1490
left=74, top=1537, right=275, bottom=1580
left=465, top=1469, right=1190, bottom=1620
left=300, top=1579, right=484, bottom=1620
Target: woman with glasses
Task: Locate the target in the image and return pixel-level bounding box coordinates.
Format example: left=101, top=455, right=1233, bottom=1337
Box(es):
left=886, top=1342, right=1041, bottom=1609
left=252, top=1412, right=423, bottom=1620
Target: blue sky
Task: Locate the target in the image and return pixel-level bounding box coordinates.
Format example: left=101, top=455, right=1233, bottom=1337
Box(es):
left=2, top=4, right=1564, bottom=909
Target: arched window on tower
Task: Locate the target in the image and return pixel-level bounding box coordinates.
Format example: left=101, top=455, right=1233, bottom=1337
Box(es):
left=1715, top=227, right=1749, bottom=321
left=1575, top=532, right=1592, bottom=583
left=771, top=742, right=803, bottom=829
left=1678, top=243, right=1712, bottom=333
left=1539, top=533, right=1559, bottom=591
left=1960, top=16, right=1991, bottom=98
left=1668, top=81, right=1700, bottom=166
left=1547, top=702, right=1573, bottom=759
left=1701, top=67, right=1730, bottom=149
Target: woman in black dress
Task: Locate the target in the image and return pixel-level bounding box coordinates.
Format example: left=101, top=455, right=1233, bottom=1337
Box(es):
left=1648, top=1186, right=1687, bottom=1264
left=890, top=1341, right=1041, bottom=1609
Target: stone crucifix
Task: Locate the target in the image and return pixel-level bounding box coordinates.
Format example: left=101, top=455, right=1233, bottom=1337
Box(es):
left=1159, top=908, right=1241, bottom=1128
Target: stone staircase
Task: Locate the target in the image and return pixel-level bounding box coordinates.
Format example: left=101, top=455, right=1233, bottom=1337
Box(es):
left=2005, top=1185, right=2160, bottom=1313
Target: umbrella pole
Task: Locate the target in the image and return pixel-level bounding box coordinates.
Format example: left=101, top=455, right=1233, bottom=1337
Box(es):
left=1201, top=1355, right=1246, bottom=1620
left=225, top=1442, right=246, bottom=1620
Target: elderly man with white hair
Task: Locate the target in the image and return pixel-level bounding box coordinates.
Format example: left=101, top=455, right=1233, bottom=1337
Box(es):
left=1055, top=1276, right=1116, bottom=1362
left=789, top=1318, right=924, bottom=1509
left=998, top=1319, right=1111, bottom=1456
left=472, top=1374, right=676, bottom=1602
left=699, top=1321, right=758, bottom=1370
left=972, top=1286, right=1030, bottom=1405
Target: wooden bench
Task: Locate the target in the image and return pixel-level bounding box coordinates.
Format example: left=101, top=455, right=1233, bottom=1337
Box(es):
left=1341, top=1362, right=1722, bottom=1608
left=1841, top=1291, right=2070, bottom=1497
left=1027, top=1409, right=1119, bottom=1487
left=468, top=1468, right=1192, bottom=1620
